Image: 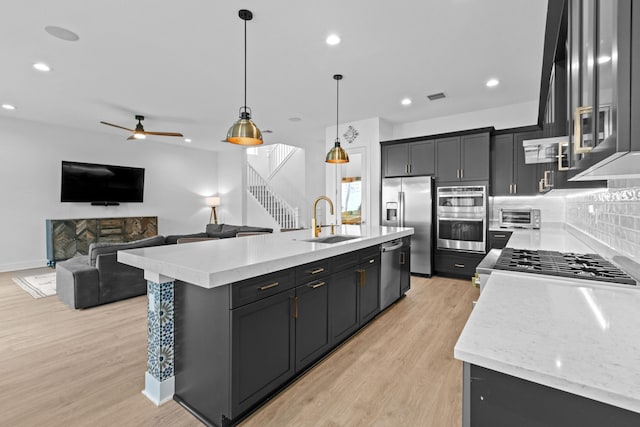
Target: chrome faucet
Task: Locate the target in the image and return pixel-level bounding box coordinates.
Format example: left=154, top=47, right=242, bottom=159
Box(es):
left=312, top=196, right=335, bottom=238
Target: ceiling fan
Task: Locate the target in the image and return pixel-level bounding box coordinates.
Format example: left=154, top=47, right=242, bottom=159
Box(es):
left=100, top=115, right=184, bottom=140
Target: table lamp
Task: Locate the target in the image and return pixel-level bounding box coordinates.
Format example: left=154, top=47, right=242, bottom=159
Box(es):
left=205, top=197, right=221, bottom=224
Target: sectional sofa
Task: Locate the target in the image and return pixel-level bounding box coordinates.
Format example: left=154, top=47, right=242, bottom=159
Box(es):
left=56, top=224, right=273, bottom=309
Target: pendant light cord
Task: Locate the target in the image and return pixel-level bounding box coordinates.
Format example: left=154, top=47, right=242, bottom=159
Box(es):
left=244, top=17, right=247, bottom=110
left=335, top=78, right=339, bottom=141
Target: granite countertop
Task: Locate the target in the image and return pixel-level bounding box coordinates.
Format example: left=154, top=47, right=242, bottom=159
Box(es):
left=118, top=225, right=413, bottom=288
left=455, top=270, right=640, bottom=413
left=490, top=222, right=593, bottom=253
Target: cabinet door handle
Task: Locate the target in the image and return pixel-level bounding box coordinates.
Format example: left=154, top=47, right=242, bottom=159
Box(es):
left=460, top=169, right=464, bottom=179
left=454, top=263, right=465, bottom=268
left=456, top=169, right=460, bottom=178
left=493, top=234, right=506, bottom=238
left=309, top=267, right=325, bottom=275
left=513, top=183, right=517, bottom=194
left=309, top=281, right=326, bottom=289
left=259, top=282, right=280, bottom=291
left=358, top=269, right=366, bottom=287
left=293, top=296, right=299, bottom=319
left=368, top=258, right=375, bottom=264
left=573, top=106, right=594, bottom=154
left=409, top=164, right=412, bottom=173
left=544, top=170, right=552, bottom=188
left=400, top=252, right=406, bottom=265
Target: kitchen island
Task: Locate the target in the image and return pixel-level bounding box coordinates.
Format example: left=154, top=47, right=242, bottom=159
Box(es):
left=118, top=225, right=413, bottom=426
left=455, top=270, right=640, bottom=425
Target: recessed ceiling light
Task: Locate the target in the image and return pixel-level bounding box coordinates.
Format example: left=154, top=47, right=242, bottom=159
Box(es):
left=288, top=117, right=302, bottom=122
left=44, top=25, right=80, bottom=42
left=401, top=98, right=412, bottom=106
left=486, top=78, right=500, bottom=87
left=263, top=129, right=273, bottom=133
left=326, top=34, right=341, bottom=46
left=184, top=138, right=192, bottom=143
left=33, top=62, right=51, bottom=72
left=597, top=55, right=611, bottom=64
left=2, top=104, right=16, bottom=110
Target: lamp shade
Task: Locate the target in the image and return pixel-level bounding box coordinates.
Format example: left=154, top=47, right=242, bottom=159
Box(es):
left=226, top=116, right=263, bottom=146
left=326, top=141, right=349, bottom=163
left=205, top=196, right=221, bottom=207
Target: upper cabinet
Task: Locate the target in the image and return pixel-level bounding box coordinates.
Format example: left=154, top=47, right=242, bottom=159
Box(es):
left=382, top=140, right=435, bottom=177
left=381, top=130, right=490, bottom=183
left=490, top=130, right=543, bottom=196
left=436, top=133, right=490, bottom=183
left=568, top=0, right=640, bottom=180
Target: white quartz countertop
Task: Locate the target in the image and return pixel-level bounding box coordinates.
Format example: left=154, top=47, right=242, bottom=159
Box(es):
left=491, top=223, right=593, bottom=253
left=118, top=225, right=413, bottom=288
left=455, top=270, right=640, bottom=413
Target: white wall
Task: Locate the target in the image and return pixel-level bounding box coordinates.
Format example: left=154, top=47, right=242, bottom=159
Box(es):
left=217, top=149, right=246, bottom=225
left=392, top=101, right=538, bottom=140
left=0, top=116, right=218, bottom=272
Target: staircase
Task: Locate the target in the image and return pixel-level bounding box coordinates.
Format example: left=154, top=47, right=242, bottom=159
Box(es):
left=247, top=164, right=299, bottom=229
left=267, top=144, right=297, bottom=180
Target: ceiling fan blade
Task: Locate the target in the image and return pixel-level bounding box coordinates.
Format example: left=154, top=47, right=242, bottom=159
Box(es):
left=100, top=121, right=134, bottom=132
left=144, top=131, right=184, bottom=137
left=126, top=135, right=136, bottom=140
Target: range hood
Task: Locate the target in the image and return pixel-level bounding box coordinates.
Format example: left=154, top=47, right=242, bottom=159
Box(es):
left=522, top=136, right=566, bottom=164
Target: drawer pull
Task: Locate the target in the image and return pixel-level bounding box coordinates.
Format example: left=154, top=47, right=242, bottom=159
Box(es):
left=454, top=263, right=465, bottom=268
left=400, top=252, right=406, bottom=265
left=258, top=282, right=280, bottom=291
left=309, top=281, right=327, bottom=289
left=293, top=296, right=298, bottom=319
left=493, top=234, right=506, bottom=238
left=358, top=269, right=366, bottom=287
left=369, top=258, right=375, bottom=264
left=309, top=267, right=325, bottom=274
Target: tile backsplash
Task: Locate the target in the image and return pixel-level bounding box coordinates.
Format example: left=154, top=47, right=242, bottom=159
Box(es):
left=565, top=179, right=640, bottom=260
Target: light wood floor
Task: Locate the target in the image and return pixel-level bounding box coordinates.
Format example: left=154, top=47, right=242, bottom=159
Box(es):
left=0, top=269, right=477, bottom=426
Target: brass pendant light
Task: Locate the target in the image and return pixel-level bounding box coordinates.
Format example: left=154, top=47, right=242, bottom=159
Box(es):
left=326, top=74, right=349, bottom=163
left=225, top=9, right=263, bottom=146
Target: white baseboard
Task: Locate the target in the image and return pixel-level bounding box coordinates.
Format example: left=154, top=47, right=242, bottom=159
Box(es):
left=0, top=259, right=48, bottom=273
left=142, top=372, right=174, bottom=406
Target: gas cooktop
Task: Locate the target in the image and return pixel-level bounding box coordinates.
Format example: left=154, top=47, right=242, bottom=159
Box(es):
left=494, top=248, right=637, bottom=286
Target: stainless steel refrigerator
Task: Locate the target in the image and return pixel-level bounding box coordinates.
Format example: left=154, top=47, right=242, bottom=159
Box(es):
left=381, top=176, right=433, bottom=275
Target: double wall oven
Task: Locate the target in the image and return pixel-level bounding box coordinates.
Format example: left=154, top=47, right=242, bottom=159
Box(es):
left=436, top=186, right=486, bottom=253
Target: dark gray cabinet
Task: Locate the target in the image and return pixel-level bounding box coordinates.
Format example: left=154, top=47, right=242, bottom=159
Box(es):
left=358, top=253, right=380, bottom=325
left=382, top=140, right=435, bottom=177
left=488, top=230, right=512, bottom=250
left=434, top=250, right=485, bottom=279
left=435, top=137, right=460, bottom=182
left=330, top=267, right=360, bottom=344
left=490, top=130, right=543, bottom=196
left=231, top=289, right=295, bottom=416
left=294, top=279, right=331, bottom=371
left=436, top=133, right=490, bottom=183
left=463, top=363, right=640, bottom=426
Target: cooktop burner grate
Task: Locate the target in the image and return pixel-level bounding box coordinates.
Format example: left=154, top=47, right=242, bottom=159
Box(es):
left=494, top=248, right=637, bottom=285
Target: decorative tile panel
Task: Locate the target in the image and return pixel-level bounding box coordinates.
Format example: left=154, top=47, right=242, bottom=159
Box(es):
left=147, top=280, right=175, bottom=382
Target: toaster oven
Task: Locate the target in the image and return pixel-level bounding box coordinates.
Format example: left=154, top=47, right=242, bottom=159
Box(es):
left=499, top=208, right=541, bottom=229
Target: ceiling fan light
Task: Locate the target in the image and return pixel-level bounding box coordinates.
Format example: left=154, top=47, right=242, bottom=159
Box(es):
left=133, top=133, right=146, bottom=140
left=326, top=140, right=349, bottom=163
left=226, top=117, right=263, bottom=145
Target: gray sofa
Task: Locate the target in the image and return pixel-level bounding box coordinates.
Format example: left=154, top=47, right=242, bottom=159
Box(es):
left=56, top=224, right=273, bottom=309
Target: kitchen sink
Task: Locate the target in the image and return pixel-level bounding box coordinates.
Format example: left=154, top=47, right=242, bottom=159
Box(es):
left=300, top=235, right=359, bottom=244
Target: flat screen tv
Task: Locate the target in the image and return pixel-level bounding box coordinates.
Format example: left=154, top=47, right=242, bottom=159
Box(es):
left=61, top=161, right=145, bottom=204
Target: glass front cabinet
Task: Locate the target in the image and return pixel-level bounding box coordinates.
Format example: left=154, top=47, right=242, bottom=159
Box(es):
left=567, top=0, right=634, bottom=178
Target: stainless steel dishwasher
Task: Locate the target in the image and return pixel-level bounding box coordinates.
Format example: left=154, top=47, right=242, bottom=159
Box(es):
left=380, top=239, right=404, bottom=310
